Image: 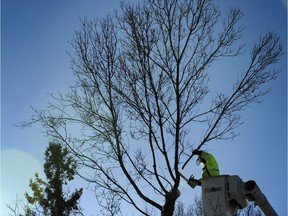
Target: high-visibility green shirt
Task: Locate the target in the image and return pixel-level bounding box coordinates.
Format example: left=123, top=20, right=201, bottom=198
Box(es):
left=200, top=152, right=220, bottom=178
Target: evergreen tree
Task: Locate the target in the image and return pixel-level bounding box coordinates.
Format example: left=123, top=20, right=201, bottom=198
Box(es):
left=25, top=143, right=83, bottom=216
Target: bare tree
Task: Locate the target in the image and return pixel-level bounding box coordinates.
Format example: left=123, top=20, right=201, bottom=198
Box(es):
left=237, top=202, right=264, bottom=216
left=5, top=195, right=26, bottom=216
left=175, top=198, right=264, bottom=216
left=175, top=196, right=202, bottom=216
left=21, top=0, right=282, bottom=215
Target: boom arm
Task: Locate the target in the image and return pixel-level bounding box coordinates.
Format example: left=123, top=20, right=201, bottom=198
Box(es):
left=243, top=180, right=277, bottom=216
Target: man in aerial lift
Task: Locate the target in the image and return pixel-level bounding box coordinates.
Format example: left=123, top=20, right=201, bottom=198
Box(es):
left=187, top=150, right=220, bottom=187
left=181, top=150, right=278, bottom=215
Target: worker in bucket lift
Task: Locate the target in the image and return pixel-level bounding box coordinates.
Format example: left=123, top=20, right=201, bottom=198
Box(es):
left=194, top=150, right=220, bottom=178
left=188, top=150, right=220, bottom=187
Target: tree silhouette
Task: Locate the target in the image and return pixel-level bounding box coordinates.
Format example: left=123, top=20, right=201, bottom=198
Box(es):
left=22, top=0, right=282, bottom=215
left=25, top=143, right=83, bottom=216
left=175, top=199, right=264, bottom=216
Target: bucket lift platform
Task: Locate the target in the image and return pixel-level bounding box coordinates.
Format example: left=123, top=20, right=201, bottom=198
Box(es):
left=182, top=174, right=278, bottom=216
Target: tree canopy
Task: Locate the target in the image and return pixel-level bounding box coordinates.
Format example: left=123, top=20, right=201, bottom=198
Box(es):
left=22, top=0, right=282, bottom=215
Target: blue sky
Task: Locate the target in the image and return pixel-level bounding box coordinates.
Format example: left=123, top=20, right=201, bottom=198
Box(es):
left=1, top=0, right=287, bottom=215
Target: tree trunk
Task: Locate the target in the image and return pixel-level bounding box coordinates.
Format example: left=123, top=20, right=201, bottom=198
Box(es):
left=161, top=189, right=180, bottom=216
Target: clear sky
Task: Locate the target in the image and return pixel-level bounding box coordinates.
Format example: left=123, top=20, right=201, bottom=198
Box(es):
left=1, top=0, right=287, bottom=215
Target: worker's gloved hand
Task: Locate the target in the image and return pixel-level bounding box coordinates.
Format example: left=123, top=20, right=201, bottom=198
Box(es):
left=187, top=175, right=201, bottom=188
left=193, top=149, right=202, bottom=155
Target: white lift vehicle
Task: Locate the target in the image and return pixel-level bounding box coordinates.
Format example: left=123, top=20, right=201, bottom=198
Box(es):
left=181, top=174, right=277, bottom=216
